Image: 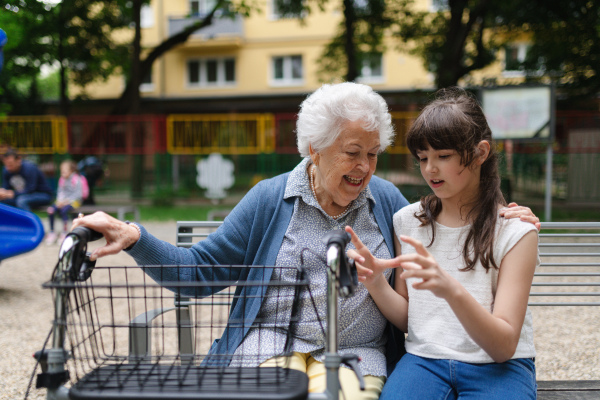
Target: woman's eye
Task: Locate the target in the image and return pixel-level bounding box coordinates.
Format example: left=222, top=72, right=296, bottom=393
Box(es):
left=347, top=152, right=358, bottom=157
left=368, top=153, right=377, bottom=158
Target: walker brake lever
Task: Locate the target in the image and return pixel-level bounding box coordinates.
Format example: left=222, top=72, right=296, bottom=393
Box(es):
left=341, top=354, right=365, bottom=390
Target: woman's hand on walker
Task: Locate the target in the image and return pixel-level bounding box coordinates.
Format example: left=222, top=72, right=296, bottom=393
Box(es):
left=397, top=235, right=460, bottom=300
left=500, top=203, right=541, bottom=231
left=71, top=211, right=140, bottom=261
left=345, top=226, right=401, bottom=286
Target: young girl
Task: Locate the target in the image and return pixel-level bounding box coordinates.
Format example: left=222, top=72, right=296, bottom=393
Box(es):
left=347, top=88, right=539, bottom=399
left=46, top=160, right=87, bottom=244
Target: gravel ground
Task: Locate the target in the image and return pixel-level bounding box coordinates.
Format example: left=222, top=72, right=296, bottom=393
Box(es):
left=1, top=221, right=598, bottom=400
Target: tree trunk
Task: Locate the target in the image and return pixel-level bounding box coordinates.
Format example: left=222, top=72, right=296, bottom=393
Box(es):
left=58, top=3, right=69, bottom=116
left=110, top=0, right=225, bottom=115
left=130, top=0, right=142, bottom=116
left=343, top=0, right=358, bottom=82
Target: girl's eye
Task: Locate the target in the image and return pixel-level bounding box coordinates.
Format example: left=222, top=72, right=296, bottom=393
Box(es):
left=418, top=158, right=427, bottom=163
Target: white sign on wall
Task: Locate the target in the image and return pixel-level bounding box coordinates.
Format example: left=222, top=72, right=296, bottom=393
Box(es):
left=481, top=86, right=552, bottom=140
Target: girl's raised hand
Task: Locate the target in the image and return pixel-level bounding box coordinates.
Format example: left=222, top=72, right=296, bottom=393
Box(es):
left=398, top=235, right=460, bottom=300
left=345, top=226, right=402, bottom=286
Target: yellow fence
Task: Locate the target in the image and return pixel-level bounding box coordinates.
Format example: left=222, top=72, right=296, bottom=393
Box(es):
left=388, top=112, right=419, bottom=154
left=0, top=116, right=68, bottom=154
left=0, top=112, right=415, bottom=156
left=167, top=114, right=275, bottom=155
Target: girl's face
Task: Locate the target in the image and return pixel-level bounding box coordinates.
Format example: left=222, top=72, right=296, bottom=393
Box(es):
left=310, top=120, right=380, bottom=208
left=416, top=145, right=482, bottom=206
left=60, top=163, right=74, bottom=179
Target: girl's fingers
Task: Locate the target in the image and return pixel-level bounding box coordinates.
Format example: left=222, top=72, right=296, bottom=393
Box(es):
left=345, top=226, right=367, bottom=252
left=347, top=249, right=365, bottom=264
left=398, top=261, right=422, bottom=271
left=399, top=235, right=431, bottom=258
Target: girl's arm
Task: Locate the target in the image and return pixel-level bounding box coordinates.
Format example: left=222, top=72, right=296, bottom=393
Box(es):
left=346, top=226, right=409, bottom=332
left=398, top=231, right=538, bottom=363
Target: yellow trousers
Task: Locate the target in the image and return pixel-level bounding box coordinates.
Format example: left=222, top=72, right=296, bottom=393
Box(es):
left=261, top=352, right=385, bottom=400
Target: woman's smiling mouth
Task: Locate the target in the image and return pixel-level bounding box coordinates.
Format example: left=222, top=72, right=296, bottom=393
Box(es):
left=345, top=175, right=363, bottom=186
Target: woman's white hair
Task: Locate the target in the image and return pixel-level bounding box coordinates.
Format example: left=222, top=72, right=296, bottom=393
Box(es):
left=296, top=82, right=394, bottom=158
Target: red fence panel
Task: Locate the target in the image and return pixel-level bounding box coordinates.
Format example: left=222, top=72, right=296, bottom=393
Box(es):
left=68, top=115, right=166, bottom=155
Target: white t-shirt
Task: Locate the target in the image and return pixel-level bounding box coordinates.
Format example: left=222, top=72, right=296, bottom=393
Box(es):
left=393, top=202, right=539, bottom=363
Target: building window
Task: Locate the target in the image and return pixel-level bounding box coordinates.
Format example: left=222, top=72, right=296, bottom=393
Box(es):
left=357, top=53, right=383, bottom=83
left=271, top=55, right=303, bottom=86
left=140, top=68, right=154, bottom=92
left=271, top=0, right=304, bottom=20
left=431, top=0, right=449, bottom=11
left=187, top=58, right=236, bottom=87
left=190, top=0, right=217, bottom=16
left=140, top=4, right=154, bottom=28
left=503, top=43, right=528, bottom=77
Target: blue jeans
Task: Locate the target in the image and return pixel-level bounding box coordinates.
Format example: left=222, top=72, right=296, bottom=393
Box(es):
left=380, top=353, right=537, bottom=400
left=2, top=192, right=52, bottom=212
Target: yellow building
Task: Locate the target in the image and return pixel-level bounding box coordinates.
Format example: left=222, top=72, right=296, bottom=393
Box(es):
left=73, top=0, right=528, bottom=108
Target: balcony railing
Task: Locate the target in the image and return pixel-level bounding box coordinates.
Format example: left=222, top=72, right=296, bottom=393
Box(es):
left=168, top=14, right=244, bottom=40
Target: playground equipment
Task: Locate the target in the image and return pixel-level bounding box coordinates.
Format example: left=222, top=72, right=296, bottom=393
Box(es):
left=0, top=203, right=44, bottom=262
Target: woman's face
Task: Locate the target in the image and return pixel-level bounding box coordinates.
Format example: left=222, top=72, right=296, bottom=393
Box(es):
left=310, top=120, right=380, bottom=208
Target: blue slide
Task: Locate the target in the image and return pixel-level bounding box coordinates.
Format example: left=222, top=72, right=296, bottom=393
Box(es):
left=0, top=28, right=6, bottom=73
left=0, top=204, right=45, bottom=262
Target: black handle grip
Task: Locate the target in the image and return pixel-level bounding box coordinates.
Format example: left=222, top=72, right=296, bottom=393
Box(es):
left=323, top=229, right=351, bottom=248
left=70, top=226, right=103, bottom=243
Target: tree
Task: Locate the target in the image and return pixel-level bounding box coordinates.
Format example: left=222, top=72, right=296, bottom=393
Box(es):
left=387, top=0, right=511, bottom=89
left=111, top=0, right=249, bottom=115
left=320, top=0, right=391, bottom=82
left=0, top=0, right=132, bottom=115
left=510, top=1, right=600, bottom=99
left=274, top=0, right=390, bottom=83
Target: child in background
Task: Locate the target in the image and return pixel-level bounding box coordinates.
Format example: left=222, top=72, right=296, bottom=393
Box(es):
left=347, top=87, right=539, bottom=399
left=46, top=160, right=88, bottom=244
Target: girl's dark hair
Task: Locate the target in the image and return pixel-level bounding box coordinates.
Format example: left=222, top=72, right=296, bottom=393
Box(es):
left=406, top=87, right=506, bottom=272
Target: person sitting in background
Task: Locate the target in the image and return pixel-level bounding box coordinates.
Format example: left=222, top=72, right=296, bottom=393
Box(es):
left=73, top=82, right=540, bottom=400
left=0, top=147, right=53, bottom=212
left=46, top=160, right=87, bottom=245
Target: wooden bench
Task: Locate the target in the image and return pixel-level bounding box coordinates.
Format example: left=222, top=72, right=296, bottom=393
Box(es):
left=77, top=204, right=140, bottom=222
left=175, top=220, right=600, bottom=399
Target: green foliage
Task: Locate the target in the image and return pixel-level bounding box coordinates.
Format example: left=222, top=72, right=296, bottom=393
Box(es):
left=0, top=0, right=147, bottom=114
left=507, top=1, right=600, bottom=99
left=387, top=0, right=509, bottom=89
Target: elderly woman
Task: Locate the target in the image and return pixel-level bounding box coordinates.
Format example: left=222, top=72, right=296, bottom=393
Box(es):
left=74, top=82, right=538, bottom=400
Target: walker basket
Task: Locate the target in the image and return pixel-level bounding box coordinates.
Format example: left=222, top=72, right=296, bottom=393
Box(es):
left=42, top=264, right=310, bottom=400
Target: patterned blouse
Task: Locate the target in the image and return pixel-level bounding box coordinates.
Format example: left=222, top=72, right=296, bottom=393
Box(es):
left=231, top=158, right=392, bottom=377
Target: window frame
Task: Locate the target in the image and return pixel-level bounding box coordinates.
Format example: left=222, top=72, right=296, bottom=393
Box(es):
left=270, top=55, right=304, bottom=87
left=356, top=52, right=384, bottom=84
left=186, top=57, right=237, bottom=88
left=502, top=43, right=529, bottom=78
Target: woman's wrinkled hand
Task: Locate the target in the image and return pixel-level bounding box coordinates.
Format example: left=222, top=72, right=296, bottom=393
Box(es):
left=500, top=202, right=541, bottom=231
left=71, top=211, right=140, bottom=261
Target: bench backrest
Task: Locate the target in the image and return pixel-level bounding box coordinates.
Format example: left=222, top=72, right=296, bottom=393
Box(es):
left=175, top=221, right=600, bottom=307
left=533, top=222, right=600, bottom=306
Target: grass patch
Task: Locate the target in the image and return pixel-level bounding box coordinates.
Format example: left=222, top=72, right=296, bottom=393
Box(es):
left=137, top=205, right=233, bottom=222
